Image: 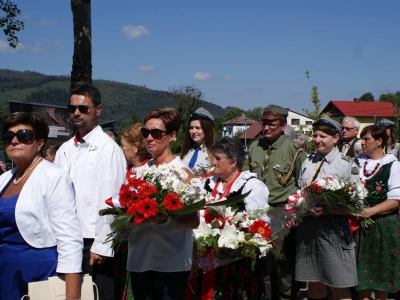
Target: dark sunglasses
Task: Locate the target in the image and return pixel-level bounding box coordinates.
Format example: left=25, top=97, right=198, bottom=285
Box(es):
left=342, top=126, right=355, bottom=131
left=2, top=129, right=35, bottom=144
left=140, top=128, right=169, bottom=139
left=68, top=104, right=96, bottom=114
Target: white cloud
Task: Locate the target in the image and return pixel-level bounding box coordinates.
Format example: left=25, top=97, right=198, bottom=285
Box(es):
left=122, top=25, right=150, bottom=40
left=139, top=65, right=155, bottom=72
left=31, top=41, right=60, bottom=53
left=0, top=40, right=27, bottom=53
left=224, top=75, right=233, bottom=80
left=39, top=18, right=57, bottom=26
left=193, top=72, right=214, bottom=81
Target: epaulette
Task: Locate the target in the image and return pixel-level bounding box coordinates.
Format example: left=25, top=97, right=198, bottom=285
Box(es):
left=341, top=155, right=352, bottom=162
left=293, top=141, right=301, bottom=149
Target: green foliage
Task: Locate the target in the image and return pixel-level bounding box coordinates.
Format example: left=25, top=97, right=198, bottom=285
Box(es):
left=171, top=129, right=184, bottom=154
left=0, top=69, right=226, bottom=133
left=245, top=107, right=263, bottom=121
left=378, top=91, right=400, bottom=134
left=169, top=85, right=202, bottom=132
left=0, top=0, right=24, bottom=48
left=302, top=71, right=321, bottom=121
left=225, top=107, right=244, bottom=121
left=359, top=92, right=375, bottom=102
left=214, top=116, right=224, bottom=138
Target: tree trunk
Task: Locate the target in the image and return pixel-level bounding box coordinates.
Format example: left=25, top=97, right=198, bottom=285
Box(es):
left=70, top=0, right=92, bottom=91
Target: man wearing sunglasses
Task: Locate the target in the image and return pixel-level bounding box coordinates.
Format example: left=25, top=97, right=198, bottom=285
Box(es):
left=249, top=105, right=306, bottom=300
left=337, top=116, right=360, bottom=158
left=54, top=83, right=126, bottom=300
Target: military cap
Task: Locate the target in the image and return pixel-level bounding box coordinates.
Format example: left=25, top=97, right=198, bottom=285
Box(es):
left=190, top=107, right=215, bottom=126
left=313, top=115, right=341, bottom=136
left=263, top=105, right=288, bottom=117
left=379, top=118, right=395, bottom=128
left=100, top=120, right=118, bottom=137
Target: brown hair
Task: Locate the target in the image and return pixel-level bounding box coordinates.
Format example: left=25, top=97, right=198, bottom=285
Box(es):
left=386, top=126, right=397, bottom=150
left=143, top=108, right=181, bottom=133
left=180, top=118, right=215, bottom=163
left=121, top=123, right=151, bottom=162
left=3, top=112, right=49, bottom=154
left=360, top=125, right=388, bottom=149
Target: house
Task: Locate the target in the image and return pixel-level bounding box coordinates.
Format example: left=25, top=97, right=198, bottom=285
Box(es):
left=222, top=115, right=258, bottom=140
left=320, top=98, right=395, bottom=132
left=287, top=110, right=314, bottom=134
left=234, top=109, right=314, bottom=146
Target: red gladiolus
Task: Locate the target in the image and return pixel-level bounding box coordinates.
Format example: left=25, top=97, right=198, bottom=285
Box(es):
left=137, top=198, right=159, bottom=219
left=163, top=193, right=184, bottom=211
left=250, top=220, right=272, bottom=240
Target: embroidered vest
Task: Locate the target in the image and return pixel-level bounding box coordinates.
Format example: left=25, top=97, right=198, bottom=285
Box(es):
left=365, top=162, right=394, bottom=208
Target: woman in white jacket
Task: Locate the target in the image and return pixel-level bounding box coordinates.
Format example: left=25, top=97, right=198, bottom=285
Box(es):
left=0, top=112, right=83, bottom=300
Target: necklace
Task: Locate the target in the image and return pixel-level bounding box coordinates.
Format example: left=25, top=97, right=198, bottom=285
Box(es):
left=14, top=156, right=43, bottom=184
left=212, top=171, right=242, bottom=200
left=363, top=160, right=380, bottom=178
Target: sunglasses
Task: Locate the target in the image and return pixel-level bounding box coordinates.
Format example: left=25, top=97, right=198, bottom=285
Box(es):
left=2, top=129, right=35, bottom=145
left=342, top=127, right=355, bottom=131
left=68, top=104, right=96, bottom=114
left=140, top=128, right=169, bottom=140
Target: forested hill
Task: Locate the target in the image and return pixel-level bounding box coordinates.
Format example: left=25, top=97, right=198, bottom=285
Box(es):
left=0, top=69, right=227, bottom=129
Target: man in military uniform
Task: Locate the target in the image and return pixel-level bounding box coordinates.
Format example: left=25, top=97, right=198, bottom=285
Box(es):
left=249, top=105, right=306, bottom=300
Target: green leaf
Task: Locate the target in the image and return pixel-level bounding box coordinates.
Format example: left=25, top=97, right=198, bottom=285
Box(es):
left=206, top=191, right=250, bottom=207
left=168, top=199, right=206, bottom=215
left=99, top=208, right=119, bottom=216
left=110, top=214, right=133, bottom=231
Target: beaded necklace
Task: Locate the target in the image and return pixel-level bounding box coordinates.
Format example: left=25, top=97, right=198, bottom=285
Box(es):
left=14, top=156, right=43, bottom=185
left=363, top=161, right=380, bottom=178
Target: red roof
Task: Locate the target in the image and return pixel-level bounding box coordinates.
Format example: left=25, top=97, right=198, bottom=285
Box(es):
left=222, top=115, right=258, bottom=125
left=321, top=100, right=394, bottom=117
left=238, top=122, right=262, bottom=139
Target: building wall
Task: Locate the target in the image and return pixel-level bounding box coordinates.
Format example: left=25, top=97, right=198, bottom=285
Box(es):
left=287, top=111, right=314, bottom=134
left=222, top=124, right=250, bottom=138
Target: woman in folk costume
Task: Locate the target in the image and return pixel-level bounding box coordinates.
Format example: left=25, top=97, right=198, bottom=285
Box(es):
left=287, top=116, right=359, bottom=300
left=193, top=137, right=269, bottom=300
left=181, top=107, right=216, bottom=175
left=354, top=125, right=400, bottom=300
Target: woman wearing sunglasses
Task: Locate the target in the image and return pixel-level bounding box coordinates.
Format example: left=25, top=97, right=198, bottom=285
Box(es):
left=180, top=107, right=216, bottom=175
left=127, top=108, right=199, bottom=300
left=0, top=112, right=83, bottom=299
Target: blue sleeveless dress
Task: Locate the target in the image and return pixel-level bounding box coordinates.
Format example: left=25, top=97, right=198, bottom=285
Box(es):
left=0, top=194, right=58, bottom=299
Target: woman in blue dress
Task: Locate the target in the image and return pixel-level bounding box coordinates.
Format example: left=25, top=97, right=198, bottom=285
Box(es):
left=0, top=112, right=83, bottom=299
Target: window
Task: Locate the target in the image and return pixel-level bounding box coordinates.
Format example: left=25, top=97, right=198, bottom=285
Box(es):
left=306, top=121, right=313, bottom=125
left=291, top=119, right=300, bottom=125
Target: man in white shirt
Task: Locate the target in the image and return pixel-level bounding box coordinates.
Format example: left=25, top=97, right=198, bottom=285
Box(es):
left=54, top=83, right=126, bottom=300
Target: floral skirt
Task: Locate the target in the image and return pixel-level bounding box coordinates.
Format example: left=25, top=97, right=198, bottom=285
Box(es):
left=354, top=213, right=400, bottom=292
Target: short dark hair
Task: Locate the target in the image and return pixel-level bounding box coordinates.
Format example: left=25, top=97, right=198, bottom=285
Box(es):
left=70, top=82, right=101, bottom=106
left=3, top=112, right=49, bottom=152
left=211, top=137, right=245, bottom=170
left=360, top=125, right=388, bottom=148
left=143, top=108, right=181, bottom=133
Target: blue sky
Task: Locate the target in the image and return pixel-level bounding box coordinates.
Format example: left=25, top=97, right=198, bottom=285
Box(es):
left=1, top=0, right=400, bottom=114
